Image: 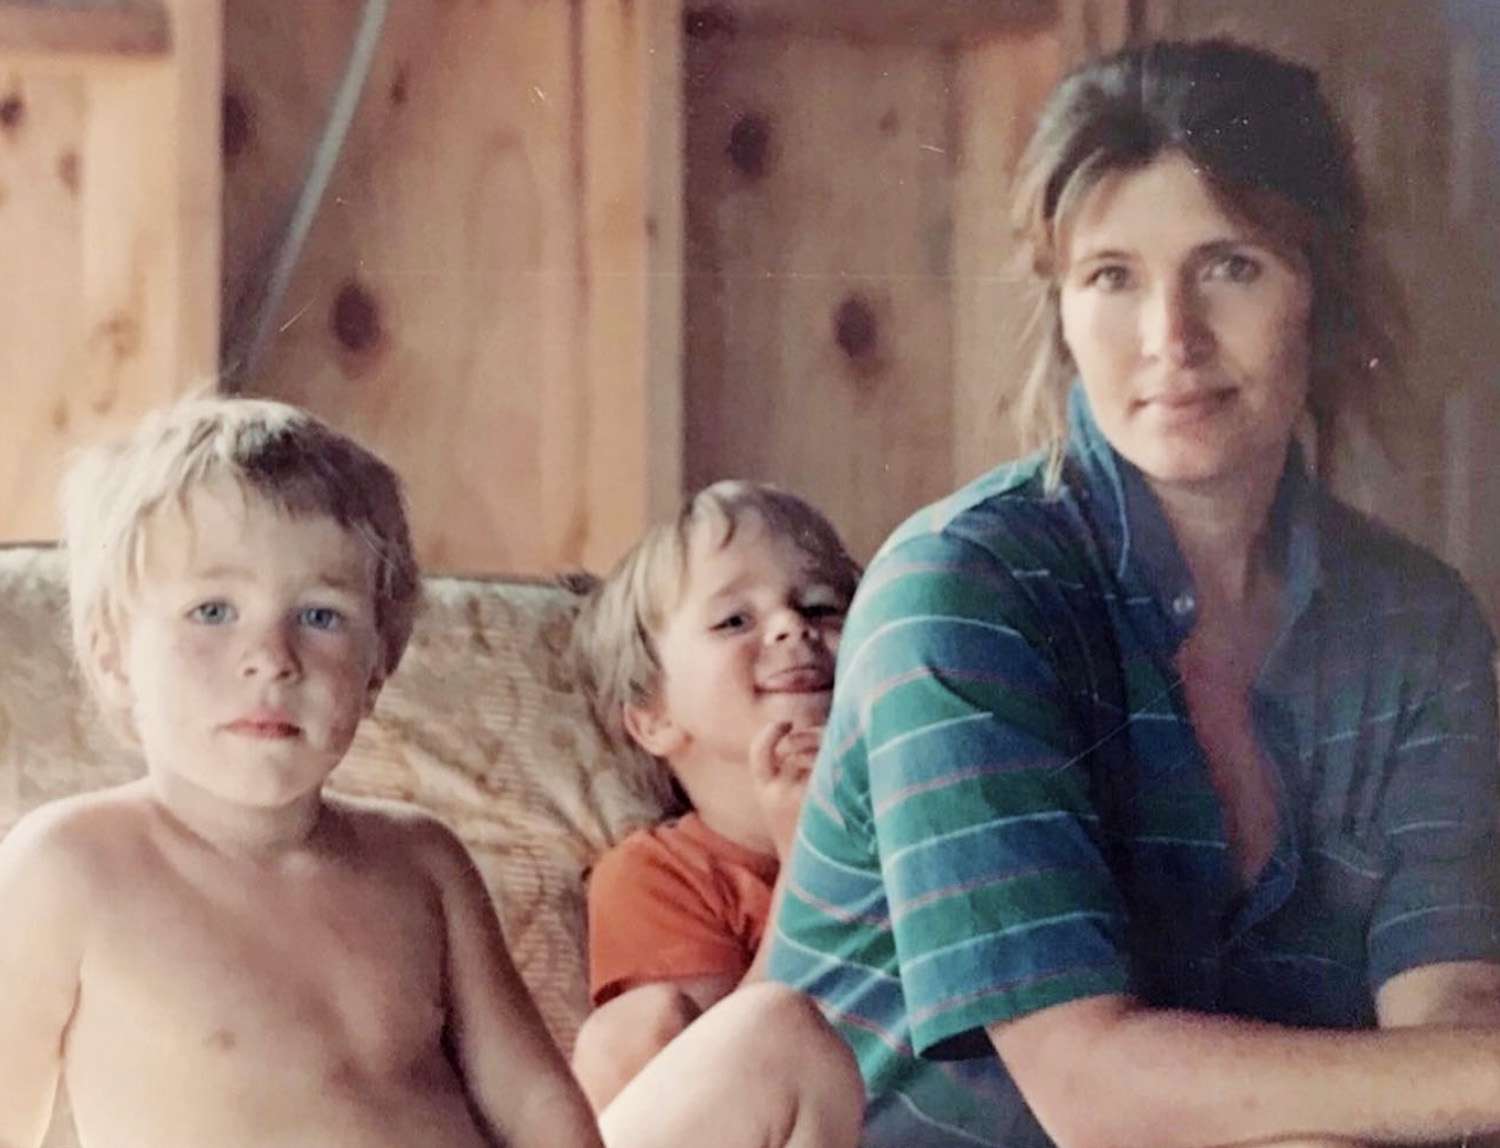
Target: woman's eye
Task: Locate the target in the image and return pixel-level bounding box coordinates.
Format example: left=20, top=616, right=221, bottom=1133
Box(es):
left=1084, top=264, right=1132, bottom=291
left=712, top=611, right=751, bottom=633
left=1205, top=252, right=1261, bottom=284
left=298, top=606, right=344, bottom=632
left=188, top=601, right=235, bottom=625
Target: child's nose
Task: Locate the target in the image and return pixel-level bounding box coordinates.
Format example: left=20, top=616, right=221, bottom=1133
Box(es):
left=240, top=623, right=301, bottom=680
left=766, top=606, right=816, bottom=645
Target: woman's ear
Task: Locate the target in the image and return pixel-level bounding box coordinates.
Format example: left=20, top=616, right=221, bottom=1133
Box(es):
left=622, top=701, right=687, bottom=760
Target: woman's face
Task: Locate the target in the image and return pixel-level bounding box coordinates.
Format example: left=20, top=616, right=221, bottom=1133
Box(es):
left=1057, top=153, right=1314, bottom=493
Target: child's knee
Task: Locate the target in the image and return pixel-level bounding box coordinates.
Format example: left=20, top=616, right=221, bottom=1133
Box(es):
left=574, top=983, right=700, bottom=1069
left=721, top=983, right=859, bottom=1076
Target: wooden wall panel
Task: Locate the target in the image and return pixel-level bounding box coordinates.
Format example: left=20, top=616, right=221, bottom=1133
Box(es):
left=225, top=0, right=682, bottom=576
left=950, top=22, right=1076, bottom=487
left=0, top=0, right=221, bottom=544
left=713, top=0, right=1056, bottom=46
left=0, top=71, right=87, bottom=540
left=682, top=30, right=958, bottom=561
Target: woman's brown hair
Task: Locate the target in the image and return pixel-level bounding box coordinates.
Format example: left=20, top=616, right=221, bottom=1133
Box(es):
left=1008, top=38, right=1408, bottom=484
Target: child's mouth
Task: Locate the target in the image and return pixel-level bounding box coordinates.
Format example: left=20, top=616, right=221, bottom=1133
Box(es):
left=225, top=717, right=302, bottom=739
left=758, top=666, right=833, bottom=694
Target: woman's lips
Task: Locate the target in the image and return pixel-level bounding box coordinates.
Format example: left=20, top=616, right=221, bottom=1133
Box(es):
left=1139, top=387, right=1235, bottom=426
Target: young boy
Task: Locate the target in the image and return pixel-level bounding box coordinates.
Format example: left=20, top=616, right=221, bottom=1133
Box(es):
left=0, top=397, right=862, bottom=1148
left=569, top=481, right=862, bottom=1111
left=0, top=396, right=604, bottom=1148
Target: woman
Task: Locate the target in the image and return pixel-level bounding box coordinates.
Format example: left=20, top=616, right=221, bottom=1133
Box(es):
left=769, top=39, right=1500, bottom=1148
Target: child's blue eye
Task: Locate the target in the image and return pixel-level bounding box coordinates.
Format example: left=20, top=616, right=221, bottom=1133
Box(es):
left=189, top=601, right=236, bottom=625
left=712, top=611, right=751, bottom=633
left=298, top=606, right=344, bottom=631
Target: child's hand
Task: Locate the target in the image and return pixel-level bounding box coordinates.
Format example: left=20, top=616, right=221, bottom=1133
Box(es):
left=750, top=720, right=822, bottom=861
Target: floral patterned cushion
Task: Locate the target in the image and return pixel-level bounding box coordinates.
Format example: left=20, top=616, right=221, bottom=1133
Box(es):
left=0, top=545, right=673, bottom=1148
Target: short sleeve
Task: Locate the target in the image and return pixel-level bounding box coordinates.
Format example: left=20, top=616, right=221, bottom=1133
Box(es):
left=851, top=532, right=1131, bottom=1058
left=1369, top=584, right=1500, bottom=988
left=585, top=830, right=751, bottom=1004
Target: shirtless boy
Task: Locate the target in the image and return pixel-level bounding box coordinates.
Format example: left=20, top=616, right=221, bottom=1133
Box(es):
left=0, top=397, right=861, bottom=1148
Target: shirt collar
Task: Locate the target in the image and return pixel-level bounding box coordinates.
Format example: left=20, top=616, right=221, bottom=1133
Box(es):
left=1062, top=384, right=1323, bottom=646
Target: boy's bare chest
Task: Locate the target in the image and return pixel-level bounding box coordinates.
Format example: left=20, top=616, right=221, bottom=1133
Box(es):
left=75, top=854, right=449, bottom=1082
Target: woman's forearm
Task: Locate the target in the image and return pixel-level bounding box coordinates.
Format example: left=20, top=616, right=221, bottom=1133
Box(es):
left=991, top=996, right=1500, bottom=1148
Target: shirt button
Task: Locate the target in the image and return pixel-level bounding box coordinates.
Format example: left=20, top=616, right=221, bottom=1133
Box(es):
left=1171, top=592, right=1196, bottom=617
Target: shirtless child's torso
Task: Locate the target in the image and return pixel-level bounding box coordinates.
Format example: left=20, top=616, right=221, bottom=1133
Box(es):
left=5, top=783, right=529, bottom=1148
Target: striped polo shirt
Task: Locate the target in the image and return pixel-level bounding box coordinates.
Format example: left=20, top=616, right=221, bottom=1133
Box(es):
left=768, top=391, right=1500, bottom=1147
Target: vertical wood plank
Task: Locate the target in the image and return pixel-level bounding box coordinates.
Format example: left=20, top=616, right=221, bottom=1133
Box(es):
left=0, top=0, right=222, bottom=544
left=950, top=25, right=1069, bottom=485
left=682, top=30, right=956, bottom=560
left=577, top=0, right=684, bottom=569
left=229, top=0, right=679, bottom=575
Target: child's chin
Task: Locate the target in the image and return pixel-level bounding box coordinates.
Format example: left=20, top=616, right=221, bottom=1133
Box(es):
left=763, top=690, right=832, bottom=725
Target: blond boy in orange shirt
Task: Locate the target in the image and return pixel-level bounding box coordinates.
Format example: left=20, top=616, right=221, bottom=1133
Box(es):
left=570, top=481, right=862, bottom=1118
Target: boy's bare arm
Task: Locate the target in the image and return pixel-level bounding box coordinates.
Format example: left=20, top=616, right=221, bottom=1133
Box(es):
left=0, top=807, right=89, bottom=1148
left=988, top=992, right=1500, bottom=1148
left=417, top=818, right=605, bottom=1148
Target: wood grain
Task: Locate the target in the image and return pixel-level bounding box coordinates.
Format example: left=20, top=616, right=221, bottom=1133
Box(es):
left=0, top=0, right=220, bottom=545
left=227, top=0, right=682, bottom=575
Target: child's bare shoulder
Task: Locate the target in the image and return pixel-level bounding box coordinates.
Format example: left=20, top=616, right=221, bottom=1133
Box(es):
left=1, top=781, right=152, bottom=874
left=323, top=791, right=474, bottom=874
left=0, top=781, right=154, bottom=933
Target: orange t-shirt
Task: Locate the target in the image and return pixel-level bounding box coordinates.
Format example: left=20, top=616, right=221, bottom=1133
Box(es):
left=586, top=813, right=779, bottom=1005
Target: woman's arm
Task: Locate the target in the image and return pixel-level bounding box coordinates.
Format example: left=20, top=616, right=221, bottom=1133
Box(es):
left=988, top=579, right=1500, bottom=1148
left=989, top=993, right=1500, bottom=1148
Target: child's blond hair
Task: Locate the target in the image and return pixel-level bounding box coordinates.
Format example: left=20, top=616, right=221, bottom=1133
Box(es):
left=62, top=394, right=420, bottom=722
left=573, top=480, right=860, bottom=749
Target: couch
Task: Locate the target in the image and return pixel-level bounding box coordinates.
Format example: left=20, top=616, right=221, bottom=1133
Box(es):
left=0, top=544, right=677, bottom=1148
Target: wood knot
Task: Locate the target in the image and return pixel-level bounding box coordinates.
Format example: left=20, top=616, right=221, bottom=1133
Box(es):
left=0, top=93, right=24, bottom=132
left=833, top=295, right=879, bottom=362
left=727, top=112, right=772, bottom=179
left=331, top=280, right=383, bottom=356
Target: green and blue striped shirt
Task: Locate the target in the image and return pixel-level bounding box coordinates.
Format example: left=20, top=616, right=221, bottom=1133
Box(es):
left=768, top=392, right=1500, bottom=1147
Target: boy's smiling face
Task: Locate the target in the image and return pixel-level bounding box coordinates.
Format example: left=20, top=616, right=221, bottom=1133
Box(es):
left=108, top=479, right=384, bottom=816
left=626, top=510, right=848, bottom=851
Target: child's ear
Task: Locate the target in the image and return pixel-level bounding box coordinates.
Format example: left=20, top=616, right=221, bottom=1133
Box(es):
left=363, top=667, right=386, bottom=716
left=622, top=701, right=687, bottom=759
left=89, top=624, right=133, bottom=714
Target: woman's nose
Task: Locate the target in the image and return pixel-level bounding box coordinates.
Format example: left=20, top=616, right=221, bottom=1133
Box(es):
left=1144, top=281, right=1213, bottom=366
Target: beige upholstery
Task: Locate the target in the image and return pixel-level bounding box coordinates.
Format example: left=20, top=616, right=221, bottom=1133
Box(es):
left=0, top=544, right=675, bottom=1148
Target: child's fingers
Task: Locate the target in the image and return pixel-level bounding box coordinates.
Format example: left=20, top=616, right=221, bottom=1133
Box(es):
left=750, top=720, right=794, bottom=782
left=777, top=728, right=823, bottom=756
left=776, top=730, right=823, bottom=777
